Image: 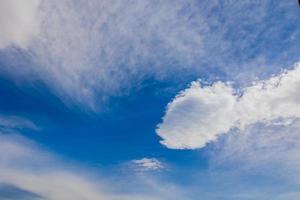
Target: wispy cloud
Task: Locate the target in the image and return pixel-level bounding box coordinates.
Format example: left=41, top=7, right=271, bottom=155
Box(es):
left=210, top=120, right=300, bottom=174
left=0, top=115, right=37, bottom=131
left=1, top=0, right=299, bottom=110
left=2, top=0, right=206, bottom=110
left=0, top=136, right=189, bottom=200
left=0, top=117, right=110, bottom=200
left=196, top=119, right=300, bottom=200
left=132, top=158, right=165, bottom=171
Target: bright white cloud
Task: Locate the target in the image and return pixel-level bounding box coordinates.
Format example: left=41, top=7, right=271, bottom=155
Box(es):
left=0, top=0, right=40, bottom=49
left=132, top=158, right=164, bottom=171
left=157, top=62, right=300, bottom=149
left=157, top=81, right=237, bottom=149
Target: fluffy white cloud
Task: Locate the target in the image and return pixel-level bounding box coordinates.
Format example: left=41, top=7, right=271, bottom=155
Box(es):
left=0, top=0, right=40, bottom=49
left=157, top=81, right=237, bottom=149
left=132, top=158, right=164, bottom=171
left=157, top=62, right=300, bottom=149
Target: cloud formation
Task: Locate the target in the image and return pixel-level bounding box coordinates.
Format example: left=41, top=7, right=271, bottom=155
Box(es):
left=132, top=158, right=165, bottom=171
left=200, top=119, right=300, bottom=200
left=1, top=0, right=299, bottom=110
left=157, top=62, right=300, bottom=149
left=0, top=0, right=40, bottom=49
left=211, top=120, right=300, bottom=173
left=9, top=0, right=206, bottom=110
left=0, top=115, right=37, bottom=131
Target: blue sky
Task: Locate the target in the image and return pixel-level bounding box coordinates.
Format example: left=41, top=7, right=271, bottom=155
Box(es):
left=0, top=0, right=300, bottom=199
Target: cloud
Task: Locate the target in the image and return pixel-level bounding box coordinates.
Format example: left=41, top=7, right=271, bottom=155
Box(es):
left=157, top=81, right=237, bottom=149
left=0, top=0, right=40, bottom=49
left=132, top=158, right=165, bottom=171
left=157, top=62, right=300, bottom=149
left=1, top=0, right=299, bottom=110
left=211, top=120, right=300, bottom=174
left=0, top=115, right=37, bottom=131
left=3, top=0, right=206, bottom=110
left=198, top=119, right=300, bottom=200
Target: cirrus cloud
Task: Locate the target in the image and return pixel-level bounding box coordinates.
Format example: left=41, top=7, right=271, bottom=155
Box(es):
left=1, top=0, right=299, bottom=111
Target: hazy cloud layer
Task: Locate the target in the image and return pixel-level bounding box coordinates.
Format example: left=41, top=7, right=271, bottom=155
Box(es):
left=157, top=62, right=300, bottom=149
left=199, top=119, right=300, bottom=200
left=211, top=121, right=300, bottom=173
left=0, top=134, right=189, bottom=200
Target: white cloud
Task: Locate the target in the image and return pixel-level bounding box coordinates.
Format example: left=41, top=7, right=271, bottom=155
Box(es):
left=157, top=62, right=300, bottom=149
left=156, top=81, right=237, bottom=149
left=0, top=0, right=40, bottom=49
left=132, top=158, right=165, bottom=171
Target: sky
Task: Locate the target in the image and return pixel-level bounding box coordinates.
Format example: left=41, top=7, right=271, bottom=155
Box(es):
left=0, top=0, right=300, bottom=199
